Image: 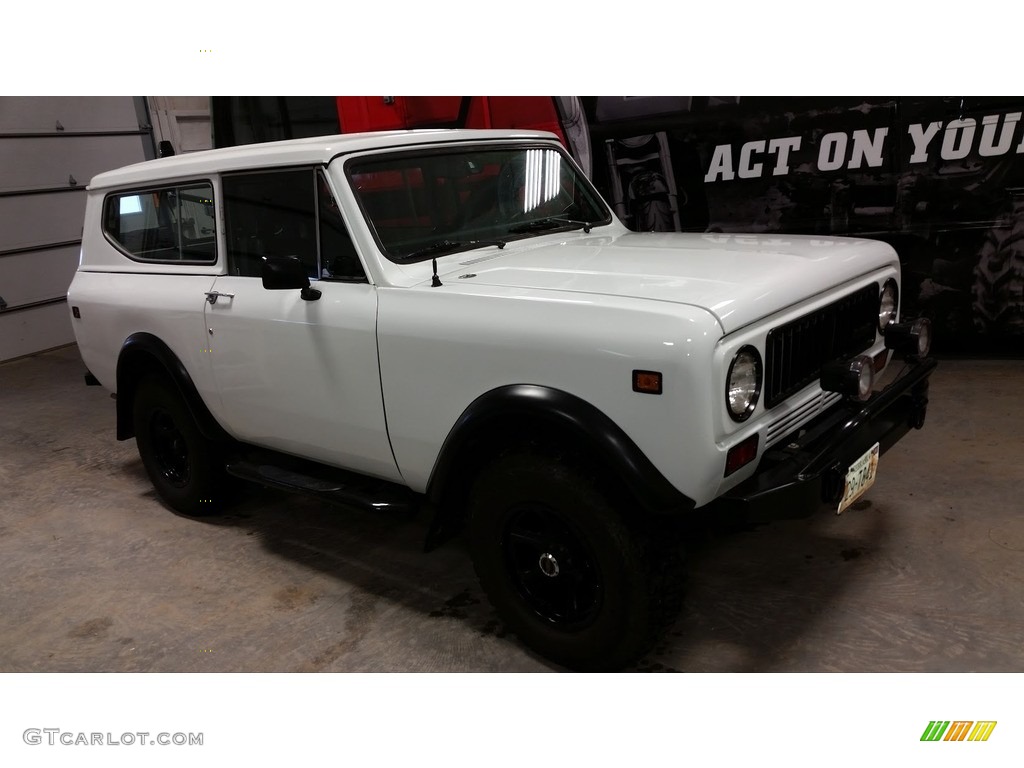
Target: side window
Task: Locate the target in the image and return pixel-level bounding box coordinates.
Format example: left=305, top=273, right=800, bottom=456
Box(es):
left=222, top=168, right=367, bottom=282
left=223, top=170, right=318, bottom=278
left=317, top=170, right=365, bottom=281
left=102, top=182, right=216, bottom=263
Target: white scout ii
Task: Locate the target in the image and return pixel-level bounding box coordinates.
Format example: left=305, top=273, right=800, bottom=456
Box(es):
left=68, top=129, right=935, bottom=670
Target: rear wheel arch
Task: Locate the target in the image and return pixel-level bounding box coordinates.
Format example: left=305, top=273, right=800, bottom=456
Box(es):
left=115, top=333, right=228, bottom=443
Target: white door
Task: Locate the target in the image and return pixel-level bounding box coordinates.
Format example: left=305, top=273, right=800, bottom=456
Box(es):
left=203, top=166, right=400, bottom=483
left=203, top=278, right=398, bottom=481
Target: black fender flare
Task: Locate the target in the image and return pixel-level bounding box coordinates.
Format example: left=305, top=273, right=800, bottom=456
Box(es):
left=115, top=332, right=230, bottom=443
left=424, top=385, right=694, bottom=546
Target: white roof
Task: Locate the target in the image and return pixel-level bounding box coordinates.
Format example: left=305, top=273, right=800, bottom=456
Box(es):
left=88, top=129, right=560, bottom=190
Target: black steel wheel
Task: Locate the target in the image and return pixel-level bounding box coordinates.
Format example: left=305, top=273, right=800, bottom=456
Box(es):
left=148, top=407, right=192, bottom=488
left=133, top=375, right=227, bottom=516
left=468, top=450, right=683, bottom=670
left=502, top=502, right=604, bottom=629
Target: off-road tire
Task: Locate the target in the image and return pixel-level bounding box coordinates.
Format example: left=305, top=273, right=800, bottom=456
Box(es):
left=133, top=375, right=228, bottom=517
left=467, top=449, right=684, bottom=670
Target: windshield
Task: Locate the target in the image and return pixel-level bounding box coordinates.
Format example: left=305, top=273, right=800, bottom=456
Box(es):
left=345, top=144, right=611, bottom=262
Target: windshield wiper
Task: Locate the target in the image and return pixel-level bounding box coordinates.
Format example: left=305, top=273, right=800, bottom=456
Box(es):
left=508, top=217, right=593, bottom=235
left=404, top=239, right=506, bottom=261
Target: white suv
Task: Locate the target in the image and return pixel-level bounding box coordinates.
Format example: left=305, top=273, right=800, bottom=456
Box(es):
left=68, top=129, right=935, bottom=669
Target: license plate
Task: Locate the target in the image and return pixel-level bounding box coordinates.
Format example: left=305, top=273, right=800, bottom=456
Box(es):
left=837, top=442, right=880, bottom=514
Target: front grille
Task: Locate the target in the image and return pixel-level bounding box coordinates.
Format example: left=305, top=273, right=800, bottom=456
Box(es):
left=764, top=284, right=878, bottom=409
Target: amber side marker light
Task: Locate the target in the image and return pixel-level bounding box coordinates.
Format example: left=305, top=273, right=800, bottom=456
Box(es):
left=725, top=434, right=759, bottom=477
left=632, top=370, right=663, bottom=395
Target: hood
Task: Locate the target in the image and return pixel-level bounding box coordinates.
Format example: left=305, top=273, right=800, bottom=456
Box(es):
left=446, top=231, right=898, bottom=333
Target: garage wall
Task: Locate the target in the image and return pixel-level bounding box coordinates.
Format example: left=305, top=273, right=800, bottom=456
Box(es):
left=0, top=97, right=154, bottom=362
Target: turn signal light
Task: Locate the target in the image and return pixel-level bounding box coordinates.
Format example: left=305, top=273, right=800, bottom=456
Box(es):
left=725, top=434, right=759, bottom=477
left=632, top=370, right=663, bottom=395
left=872, top=349, right=889, bottom=373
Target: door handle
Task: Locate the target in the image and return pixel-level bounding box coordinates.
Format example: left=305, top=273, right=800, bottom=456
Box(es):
left=205, top=291, right=235, bottom=305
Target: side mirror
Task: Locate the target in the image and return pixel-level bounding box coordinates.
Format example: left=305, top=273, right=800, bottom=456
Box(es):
left=261, top=256, right=321, bottom=301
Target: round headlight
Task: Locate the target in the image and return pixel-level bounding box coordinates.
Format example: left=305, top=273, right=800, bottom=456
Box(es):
left=726, top=346, right=762, bottom=422
left=879, top=279, right=898, bottom=332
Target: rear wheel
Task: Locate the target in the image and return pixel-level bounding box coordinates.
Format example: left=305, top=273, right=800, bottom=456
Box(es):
left=132, top=375, right=228, bottom=516
left=467, top=450, right=683, bottom=670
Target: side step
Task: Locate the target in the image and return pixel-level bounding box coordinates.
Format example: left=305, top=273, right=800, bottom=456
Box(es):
left=225, top=456, right=417, bottom=514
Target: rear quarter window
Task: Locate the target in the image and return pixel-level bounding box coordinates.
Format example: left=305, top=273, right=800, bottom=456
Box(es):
left=102, top=182, right=217, bottom=263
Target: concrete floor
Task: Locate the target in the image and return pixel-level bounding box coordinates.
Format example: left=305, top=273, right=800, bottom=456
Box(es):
left=1, top=345, right=1022, bottom=672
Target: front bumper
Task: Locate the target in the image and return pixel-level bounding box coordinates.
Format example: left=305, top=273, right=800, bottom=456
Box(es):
left=718, top=356, right=937, bottom=522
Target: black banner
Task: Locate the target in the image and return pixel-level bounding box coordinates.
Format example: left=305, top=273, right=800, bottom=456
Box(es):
left=585, top=97, right=1024, bottom=356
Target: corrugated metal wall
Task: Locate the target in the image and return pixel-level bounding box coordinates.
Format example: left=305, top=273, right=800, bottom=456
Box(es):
left=0, top=97, right=154, bottom=361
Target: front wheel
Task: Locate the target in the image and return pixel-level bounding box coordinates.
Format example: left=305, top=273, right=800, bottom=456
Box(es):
left=132, top=375, right=228, bottom=516
left=467, top=450, right=683, bottom=670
